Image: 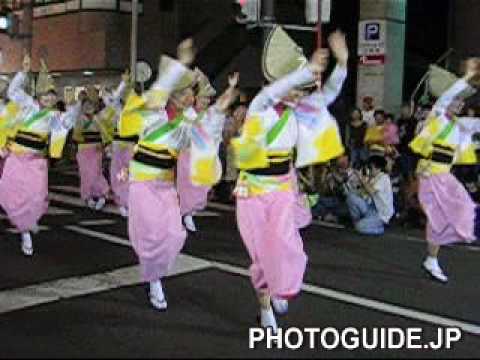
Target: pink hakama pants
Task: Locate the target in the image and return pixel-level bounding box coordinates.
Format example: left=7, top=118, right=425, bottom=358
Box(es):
left=110, top=143, right=134, bottom=208
left=237, top=190, right=307, bottom=299
left=0, top=153, right=48, bottom=232
left=292, top=173, right=312, bottom=229
left=129, top=180, right=187, bottom=282
left=176, top=150, right=210, bottom=216
left=418, top=173, right=478, bottom=246
left=76, top=146, right=109, bottom=201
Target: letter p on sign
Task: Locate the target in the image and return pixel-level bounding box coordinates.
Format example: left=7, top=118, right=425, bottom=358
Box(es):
left=365, top=23, right=380, bottom=41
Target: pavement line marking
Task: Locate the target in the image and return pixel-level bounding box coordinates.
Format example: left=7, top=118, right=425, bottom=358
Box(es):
left=65, top=225, right=480, bottom=336
left=78, top=219, right=118, bottom=226
left=7, top=226, right=50, bottom=234
left=50, top=185, right=81, bottom=194
left=47, top=206, right=74, bottom=216
left=51, top=192, right=479, bottom=252
left=65, top=226, right=130, bottom=247
left=0, top=254, right=211, bottom=315
left=210, top=262, right=480, bottom=336
left=51, top=192, right=221, bottom=219
left=49, top=193, right=121, bottom=216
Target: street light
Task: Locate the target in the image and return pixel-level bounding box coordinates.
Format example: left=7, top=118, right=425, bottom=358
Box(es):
left=130, top=0, right=138, bottom=84
left=235, top=0, right=260, bottom=24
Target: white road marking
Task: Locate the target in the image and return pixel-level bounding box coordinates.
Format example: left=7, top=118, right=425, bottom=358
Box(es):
left=0, top=254, right=210, bottom=315
left=50, top=191, right=480, bottom=253
left=7, top=226, right=50, bottom=234
left=63, top=226, right=480, bottom=336
left=79, top=219, right=118, bottom=226
left=50, top=185, right=81, bottom=194
left=193, top=211, right=220, bottom=218
left=49, top=193, right=121, bottom=216
left=47, top=206, right=74, bottom=216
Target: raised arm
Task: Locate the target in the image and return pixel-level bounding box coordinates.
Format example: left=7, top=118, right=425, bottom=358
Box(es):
left=433, top=59, right=480, bottom=116
left=322, top=65, right=348, bottom=106
left=321, top=31, right=349, bottom=106
left=8, top=55, right=36, bottom=111
left=432, top=79, right=472, bottom=116
left=57, top=101, right=82, bottom=131
left=249, top=67, right=315, bottom=113
left=457, top=117, right=480, bottom=135
left=103, top=74, right=128, bottom=109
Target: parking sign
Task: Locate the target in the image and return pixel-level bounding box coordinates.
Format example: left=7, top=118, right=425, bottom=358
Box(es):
left=358, top=20, right=386, bottom=57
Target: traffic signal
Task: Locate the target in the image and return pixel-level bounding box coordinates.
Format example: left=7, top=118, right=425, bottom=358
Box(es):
left=305, top=0, right=319, bottom=24
left=0, top=11, right=18, bottom=37
left=305, top=0, right=331, bottom=24
left=235, top=0, right=260, bottom=23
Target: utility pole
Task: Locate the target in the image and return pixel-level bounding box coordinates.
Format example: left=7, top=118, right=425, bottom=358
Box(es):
left=262, top=0, right=274, bottom=41
left=21, top=0, right=33, bottom=59
left=130, top=0, right=138, bottom=84
left=317, top=0, right=322, bottom=48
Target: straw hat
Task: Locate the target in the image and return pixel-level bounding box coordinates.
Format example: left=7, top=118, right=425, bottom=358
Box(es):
left=194, top=68, right=216, bottom=98
left=262, top=26, right=311, bottom=87
left=157, top=55, right=196, bottom=93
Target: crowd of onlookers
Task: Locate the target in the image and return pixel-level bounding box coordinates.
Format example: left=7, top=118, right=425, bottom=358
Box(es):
left=213, top=94, right=480, bottom=236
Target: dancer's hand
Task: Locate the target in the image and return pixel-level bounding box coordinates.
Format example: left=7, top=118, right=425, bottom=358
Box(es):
left=22, top=54, right=31, bottom=73
left=40, top=59, right=48, bottom=73
left=308, top=48, right=330, bottom=76
left=328, top=30, right=348, bottom=67
left=217, top=73, right=240, bottom=113
left=464, top=58, right=480, bottom=87
left=177, top=38, right=196, bottom=66
left=228, top=72, right=240, bottom=89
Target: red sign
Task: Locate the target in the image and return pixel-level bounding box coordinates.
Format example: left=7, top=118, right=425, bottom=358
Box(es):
left=359, top=55, right=386, bottom=66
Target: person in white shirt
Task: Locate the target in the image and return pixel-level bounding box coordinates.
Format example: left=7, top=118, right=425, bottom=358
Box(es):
left=346, top=156, right=394, bottom=235
left=361, top=96, right=376, bottom=127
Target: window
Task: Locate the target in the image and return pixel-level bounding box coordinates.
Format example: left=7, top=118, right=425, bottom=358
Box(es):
left=32, top=0, right=144, bottom=18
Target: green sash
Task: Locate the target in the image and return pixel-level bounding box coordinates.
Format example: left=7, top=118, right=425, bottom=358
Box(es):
left=24, top=109, right=52, bottom=129
left=143, top=114, right=185, bottom=143
left=266, top=108, right=292, bottom=146
left=436, top=118, right=456, bottom=142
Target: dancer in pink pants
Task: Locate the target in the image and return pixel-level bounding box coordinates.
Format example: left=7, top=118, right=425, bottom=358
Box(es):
left=233, top=28, right=348, bottom=332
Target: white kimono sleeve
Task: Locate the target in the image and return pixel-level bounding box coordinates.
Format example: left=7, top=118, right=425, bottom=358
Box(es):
left=295, top=65, right=347, bottom=167
left=189, top=106, right=226, bottom=186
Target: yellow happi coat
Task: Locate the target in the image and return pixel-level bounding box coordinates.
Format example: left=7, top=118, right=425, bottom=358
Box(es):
left=410, top=78, right=480, bottom=175
left=5, top=71, right=81, bottom=158
left=119, top=60, right=225, bottom=185
left=232, top=65, right=347, bottom=197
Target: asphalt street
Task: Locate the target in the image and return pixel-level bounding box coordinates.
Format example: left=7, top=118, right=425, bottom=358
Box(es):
left=0, top=164, right=479, bottom=358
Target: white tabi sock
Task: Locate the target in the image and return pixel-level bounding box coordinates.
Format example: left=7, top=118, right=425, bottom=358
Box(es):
left=119, top=206, right=129, bottom=218
left=149, top=280, right=168, bottom=311
left=271, top=298, right=289, bottom=316
left=21, top=232, right=34, bottom=257
left=260, top=308, right=278, bottom=334
left=95, top=197, right=106, bottom=211
left=184, top=215, right=197, bottom=232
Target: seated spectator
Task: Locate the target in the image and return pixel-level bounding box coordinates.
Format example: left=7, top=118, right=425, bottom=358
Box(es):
left=311, top=156, right=354, bottom=223
left=361, top=96, right=376, bottom=127
left=384, top=113, right=400, bottom=146
left=346, top=156, right=394, bottom=235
